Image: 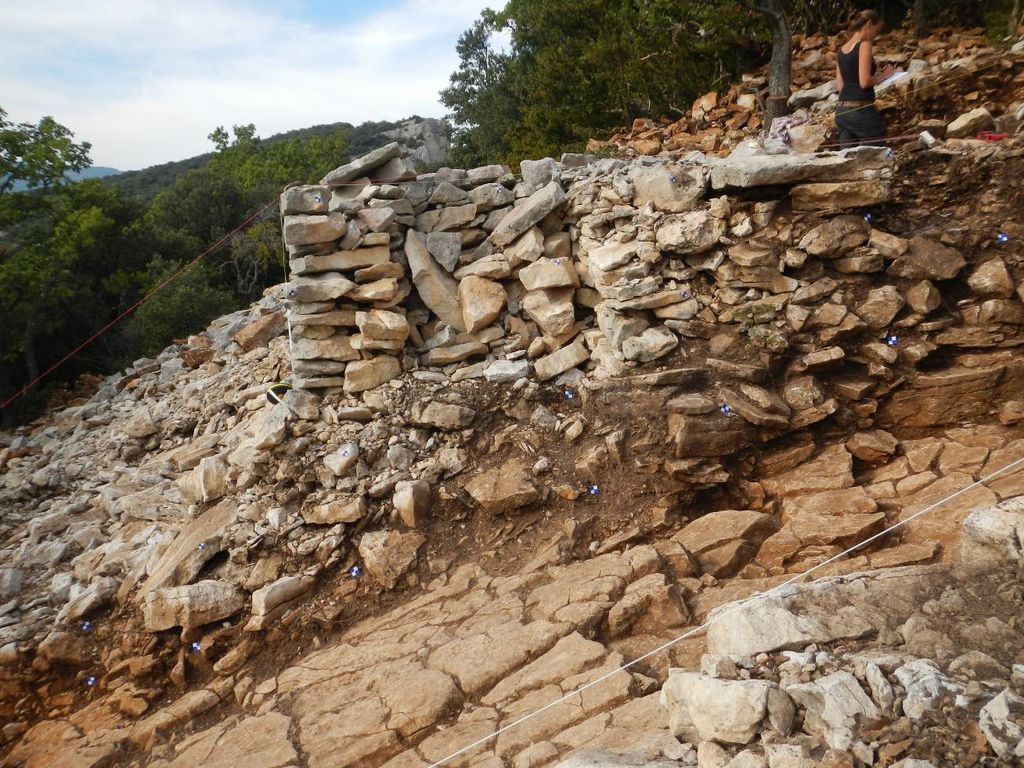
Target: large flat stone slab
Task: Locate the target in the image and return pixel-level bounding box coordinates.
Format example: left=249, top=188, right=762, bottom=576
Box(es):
left=709, top=147, right=892, bottom=190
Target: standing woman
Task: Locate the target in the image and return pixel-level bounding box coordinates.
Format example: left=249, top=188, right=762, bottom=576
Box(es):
left=835, top=9, right=897, bottom=146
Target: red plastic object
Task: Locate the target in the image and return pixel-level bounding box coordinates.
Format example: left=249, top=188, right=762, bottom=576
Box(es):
left=976, top=132, right=1009, bottom=142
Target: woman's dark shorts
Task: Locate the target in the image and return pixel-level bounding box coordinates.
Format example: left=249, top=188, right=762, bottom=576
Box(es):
left=835, top=105, right=886, bottom=147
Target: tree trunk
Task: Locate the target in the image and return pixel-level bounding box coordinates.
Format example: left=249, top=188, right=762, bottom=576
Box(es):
left=913, top=0, right=928, bottom=38
left=757, top=0, right=793, bottom=128
left=23, top=309, right=40, bottom=384
left=1012, top=0, right=1022, bottom=38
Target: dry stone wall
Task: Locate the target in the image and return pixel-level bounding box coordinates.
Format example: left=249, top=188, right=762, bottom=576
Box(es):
left=281, top=143, right=894, bottom=392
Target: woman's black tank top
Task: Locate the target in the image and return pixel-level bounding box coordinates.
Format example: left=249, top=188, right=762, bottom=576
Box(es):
left=838, top=41, right=876, bottom=101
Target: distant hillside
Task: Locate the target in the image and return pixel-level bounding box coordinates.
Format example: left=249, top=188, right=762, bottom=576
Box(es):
left=10, top=165, right=120, bottom=192
left=104, top=117, right=448, bottom=203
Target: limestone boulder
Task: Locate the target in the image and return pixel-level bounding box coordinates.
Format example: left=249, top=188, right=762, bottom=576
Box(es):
left=459, top=276, right=507, bottom=333
left=535, top=337, right=590, bottom=381
left=426, top=231, right=462, bottom=272
left=355, top=310, right=410, bottom=352
left=845, top=430, right=898, bottom=463
left=393, top=480, right=432, bottom=527
left=789, top=80, right=838, bottom=108
left=125, top=406, right=159, bottom=439
left=869, top=229, right=909, bottom=259
left=303, top=495, right=367, bottom=525
left=621, top=327, right=678, bottom=363
left=946, top=107, right=994, bottom=139
left=523, top=287, right=575, bottom=336
left=798, top=216, right=869, bottom=258
left=709, top=146, right=890, bottom=189
left=905, top=280, right=941, bottom=314
left=484, top=359, right=530, bottom=382
left=405, top=230, right=465, bottom=331
left=142, top=580, right=246, bottom=632
left=630, top=164, right=706, bottom=213
left=857, top=286, right=904, bottom=329
left=968, top=259, right=1015, bottom=298
left=888, top=236, right=965, bottom=280
left=505, top=227, right=546, bottom=266
left=416, top=203, right=477, bottom=233
left=470, top=182, right=515, bottom=211
left=251, top=575, right=316, bottom=618
left=233, top=311, right=288, bottom=351
left=961, top=498, right=1024, bottom=565
left=893, top=659, right=961, bottom=720
left=656, top=209, right=727, bottom=255
left=519, top=256, right=580, bottom=291
left=786, top=671, right=880, bottom=750
left=520, top=157, right=560, bottom=188
left=791, top=180, right=890, bottom=210
left=357, top=530, right=425, bottom=588
left=344, top=356, right=401, bottom=393
left=978, top=689, right=1024, bottom=760
left=411, top=401, right=476, bottom=430
left=178, top=455, right=228, bottom=504
left=291, top=335, right=358, bottom=362
left=321, top=142, right=402, bottom=185
left=290, top=245, right=389, bottom=275
left=324, top=442, right=359, bottom=477
left=137, top=501, right=238, bottom=596
left=661, top=671, right=793, bottom=745
left=588, top=240, right=637, bottom=273
left=597, top=305, right=649, bottom=352
left=37, top=630, right=85, bottom=666
left=607, top=573, right=689, bottom=637
left=464, top=459, right=540, bottom=514
left=491, top=181, right=567, bottom=247
left=0, top=568, right=23, bottom=601
left=282, top=213, right=347, bottom=246
left=281, top=184, right=329, bottom=215
left=287, top=274, right=356, bottom=303
left=252, top=404, right=291, bottom=450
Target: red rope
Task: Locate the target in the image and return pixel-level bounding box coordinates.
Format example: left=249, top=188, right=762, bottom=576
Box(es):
left=0, top=200, right=278, bottom=414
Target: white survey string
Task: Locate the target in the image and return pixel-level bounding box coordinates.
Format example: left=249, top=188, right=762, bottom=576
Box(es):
left=424, top=452, right=1024, bottom=768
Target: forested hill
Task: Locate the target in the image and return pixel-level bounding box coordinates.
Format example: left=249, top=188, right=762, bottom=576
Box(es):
left=104, top=117, right=428, bottom=202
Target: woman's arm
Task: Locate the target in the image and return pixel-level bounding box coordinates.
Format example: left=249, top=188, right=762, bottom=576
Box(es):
left=836, top=61, right=845, bottom=93
left=858, top=40, right=874, bottom=89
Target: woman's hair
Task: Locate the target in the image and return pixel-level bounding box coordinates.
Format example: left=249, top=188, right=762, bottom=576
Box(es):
left=849, top=9, right=881, bottom=31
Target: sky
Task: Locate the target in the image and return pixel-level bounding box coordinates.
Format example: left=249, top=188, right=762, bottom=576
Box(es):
left=0, top=0, right=498, bottom=171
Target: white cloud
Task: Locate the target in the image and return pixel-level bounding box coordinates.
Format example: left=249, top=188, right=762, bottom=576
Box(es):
left=0, top=0, right=499, bottom=169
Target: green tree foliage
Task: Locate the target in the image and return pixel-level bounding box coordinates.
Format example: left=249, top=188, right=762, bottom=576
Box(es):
left=0, top=109, right=358, bottom=423
left=0, top=108, right=92, bottom=198
left=126, top=257, right=237, bottom=356
left=0, top=180, right=147, bottom=420
left=441, top=0, right=763, bottom=167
